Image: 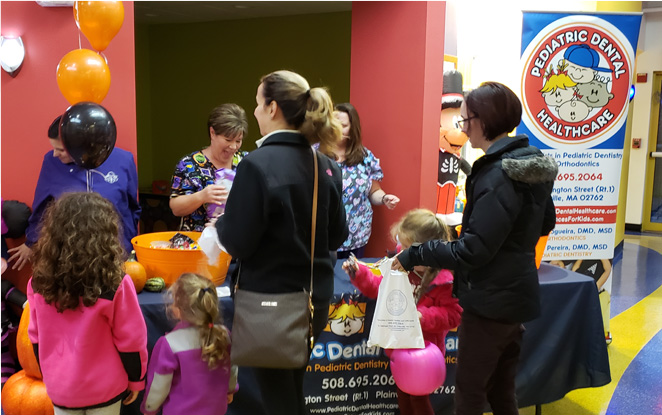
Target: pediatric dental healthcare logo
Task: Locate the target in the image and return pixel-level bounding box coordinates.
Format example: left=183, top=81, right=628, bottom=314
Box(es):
left=521, top=16, right=634, bottom=148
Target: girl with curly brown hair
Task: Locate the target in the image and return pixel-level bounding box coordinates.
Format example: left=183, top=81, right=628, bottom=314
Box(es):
left=27, top=192, right=148, bottom=415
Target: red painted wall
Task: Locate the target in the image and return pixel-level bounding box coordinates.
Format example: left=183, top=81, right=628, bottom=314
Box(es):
left=1, top=1, right=137, bottom=207
left=350, top=2, right=445, bottom=257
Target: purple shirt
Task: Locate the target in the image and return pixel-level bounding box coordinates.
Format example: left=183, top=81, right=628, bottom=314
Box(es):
left=27, top=148, right=140, bottom=253
left=142, top=322, right=236, bottom=415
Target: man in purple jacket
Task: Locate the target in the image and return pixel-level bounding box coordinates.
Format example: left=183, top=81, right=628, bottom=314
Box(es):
left=8, top=116, right=140, bottom=269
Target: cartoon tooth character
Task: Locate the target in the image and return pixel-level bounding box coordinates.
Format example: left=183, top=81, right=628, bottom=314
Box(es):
left=575, top=79, right=614, bottom=108
left=557, top=100, right=591, bottom=123
left=327, top=297, right=366, bottom=337
left=563, top=44, right=612, bottom=84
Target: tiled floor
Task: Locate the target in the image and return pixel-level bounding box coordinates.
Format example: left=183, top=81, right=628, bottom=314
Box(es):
left=516, top=232, right=662, bottom=415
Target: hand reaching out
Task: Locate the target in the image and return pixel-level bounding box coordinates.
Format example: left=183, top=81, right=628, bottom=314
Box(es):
left=382, top=194, right=400, bottom=210
left=390, top=252, right=408, bottom=272
left=7, top=243, right=32, bottom=271
left=200, top=184, right=228, bottom=206
left=342, top=253, right=359, bottom=280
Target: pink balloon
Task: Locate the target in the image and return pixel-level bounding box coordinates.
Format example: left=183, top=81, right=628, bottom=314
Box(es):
left=389, top=341, right=446, bottom=396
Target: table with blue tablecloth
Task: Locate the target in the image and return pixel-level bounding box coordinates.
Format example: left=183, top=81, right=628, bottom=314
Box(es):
left=128, top=261, right=610, bottom=415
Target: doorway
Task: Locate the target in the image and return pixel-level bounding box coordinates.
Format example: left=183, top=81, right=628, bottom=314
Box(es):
left=642, top=71, right=662, bottom=232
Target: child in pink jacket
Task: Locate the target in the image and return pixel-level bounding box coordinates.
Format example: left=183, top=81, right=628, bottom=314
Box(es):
left=27, top=193, right=147, bottom=414
left=344, top=208, right=462, bottom=415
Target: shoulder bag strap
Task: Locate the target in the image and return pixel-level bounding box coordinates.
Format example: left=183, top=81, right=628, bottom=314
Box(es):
left=308, top=148, right=319, bottom=348
left=310, top=148, right=319, bottom=294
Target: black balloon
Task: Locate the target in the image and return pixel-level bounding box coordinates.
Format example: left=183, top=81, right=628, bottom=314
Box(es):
left=59, top=102, right=117, bottom=169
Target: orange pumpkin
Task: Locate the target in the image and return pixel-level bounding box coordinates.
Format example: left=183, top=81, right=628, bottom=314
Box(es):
left=16, top=304, right=41, bottom=380
left=1, top=370, right=54, bottom=415
left=125, top=250, right=147, bottom=293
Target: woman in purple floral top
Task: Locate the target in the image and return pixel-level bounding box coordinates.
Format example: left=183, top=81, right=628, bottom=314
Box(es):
left=333, top=103, right=400, bottom=258
left=170, top=104, right=248, bottom=231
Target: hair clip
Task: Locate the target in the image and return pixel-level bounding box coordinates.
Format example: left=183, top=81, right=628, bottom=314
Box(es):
left=197, top=287, right=213, bottom=302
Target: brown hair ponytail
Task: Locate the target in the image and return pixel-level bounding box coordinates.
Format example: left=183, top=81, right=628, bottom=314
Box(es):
left=168, top=273, right=230, bottom=369
left=260, top=70, right=341, bottom=157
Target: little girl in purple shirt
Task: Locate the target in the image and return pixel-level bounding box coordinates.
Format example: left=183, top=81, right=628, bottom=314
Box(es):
left=142, top=273, right=237, bottom=415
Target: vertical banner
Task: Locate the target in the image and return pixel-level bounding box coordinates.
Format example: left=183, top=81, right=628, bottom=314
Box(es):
left=519, top=11, right=641, bottom=259
left=519, top=11, right=641, bottom=340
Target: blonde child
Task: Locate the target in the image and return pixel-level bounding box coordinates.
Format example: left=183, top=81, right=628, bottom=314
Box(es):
left=540, top=60, right=577, bottom=108
left=27, top=192, right=148, bottom=414
left=343, top=208, right=462, bottom=415
left=141, top=273, right=237, bottom=415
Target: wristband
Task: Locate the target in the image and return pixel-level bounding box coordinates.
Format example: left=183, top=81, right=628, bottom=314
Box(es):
left=381, top=194, right=388, bottom=205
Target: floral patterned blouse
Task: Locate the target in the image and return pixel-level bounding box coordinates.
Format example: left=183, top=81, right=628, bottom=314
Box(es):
left=170, top=149, right=246, bottom=232
left=315, top=145, right=384, bottom=251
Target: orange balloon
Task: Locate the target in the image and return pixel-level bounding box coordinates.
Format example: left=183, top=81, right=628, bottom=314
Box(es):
left=74, top=1, right=124, bottom=52
left=56, top=49, right=111, bottom=105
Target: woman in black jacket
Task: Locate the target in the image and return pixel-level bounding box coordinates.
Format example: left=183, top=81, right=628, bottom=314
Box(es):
left=393, top=82, right=557, bottom=415
left=216, top=70, right=348, bottom=415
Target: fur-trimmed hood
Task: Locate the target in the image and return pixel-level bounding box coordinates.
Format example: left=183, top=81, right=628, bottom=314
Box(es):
left=482, top=134, right=558, bottom=184
left=442, top=133, right=556, bottom=323
left=503, top=154, right=558, bottom=184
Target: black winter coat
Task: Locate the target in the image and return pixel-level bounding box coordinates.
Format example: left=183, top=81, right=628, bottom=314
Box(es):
left=403, top=135, right=557, bottom=323
left=216, top=131, right=348, bottom=304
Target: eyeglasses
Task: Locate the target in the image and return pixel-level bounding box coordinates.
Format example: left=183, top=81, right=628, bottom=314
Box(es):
left=455, top=116, right=478, bottom=129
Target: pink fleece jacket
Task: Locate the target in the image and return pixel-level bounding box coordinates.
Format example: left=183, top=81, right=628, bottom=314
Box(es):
left=350, top=264, right=463, bottom=354
left=27, top=275, right=148, bottom=409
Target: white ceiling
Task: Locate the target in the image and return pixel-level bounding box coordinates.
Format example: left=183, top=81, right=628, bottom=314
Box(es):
left=133, top=1, right=352, bottom=24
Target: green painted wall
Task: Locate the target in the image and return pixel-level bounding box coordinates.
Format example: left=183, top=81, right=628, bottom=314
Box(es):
left=135, top=11, right=352, bottom=190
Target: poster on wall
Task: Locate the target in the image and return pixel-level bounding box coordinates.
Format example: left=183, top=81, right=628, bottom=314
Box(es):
left=518, top=11, right=641, bottom=340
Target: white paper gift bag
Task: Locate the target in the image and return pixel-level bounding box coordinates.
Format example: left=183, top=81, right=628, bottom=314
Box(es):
left=198, top=226, right=227, bottom=265
left=368, top=268, right=425, bottom=349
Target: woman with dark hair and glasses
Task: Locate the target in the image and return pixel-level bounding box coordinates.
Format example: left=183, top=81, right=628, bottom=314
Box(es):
left=393, top=82, right=557, bottom=415
left=322, top=102, right=400, bottom=259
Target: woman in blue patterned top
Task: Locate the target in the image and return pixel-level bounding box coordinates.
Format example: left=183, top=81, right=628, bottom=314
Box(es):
left=333, top=103, right=400, bottom=258
left=170, top=104, right=248, bottom=231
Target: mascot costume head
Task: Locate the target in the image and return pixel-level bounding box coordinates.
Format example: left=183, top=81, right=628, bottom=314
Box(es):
left=437, top=70, right=470, bottom=215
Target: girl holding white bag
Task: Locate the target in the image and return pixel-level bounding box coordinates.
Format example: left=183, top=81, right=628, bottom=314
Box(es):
left=343, top=208, right=463, bottom=415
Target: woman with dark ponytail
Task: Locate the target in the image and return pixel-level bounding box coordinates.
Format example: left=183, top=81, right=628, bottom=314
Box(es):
left=215, top=70, right=348, bottom=415
left=142, top=273, right=237, bottom=415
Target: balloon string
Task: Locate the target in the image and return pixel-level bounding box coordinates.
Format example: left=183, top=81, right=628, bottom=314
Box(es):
left=75, top=1, right=81, bottom=49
